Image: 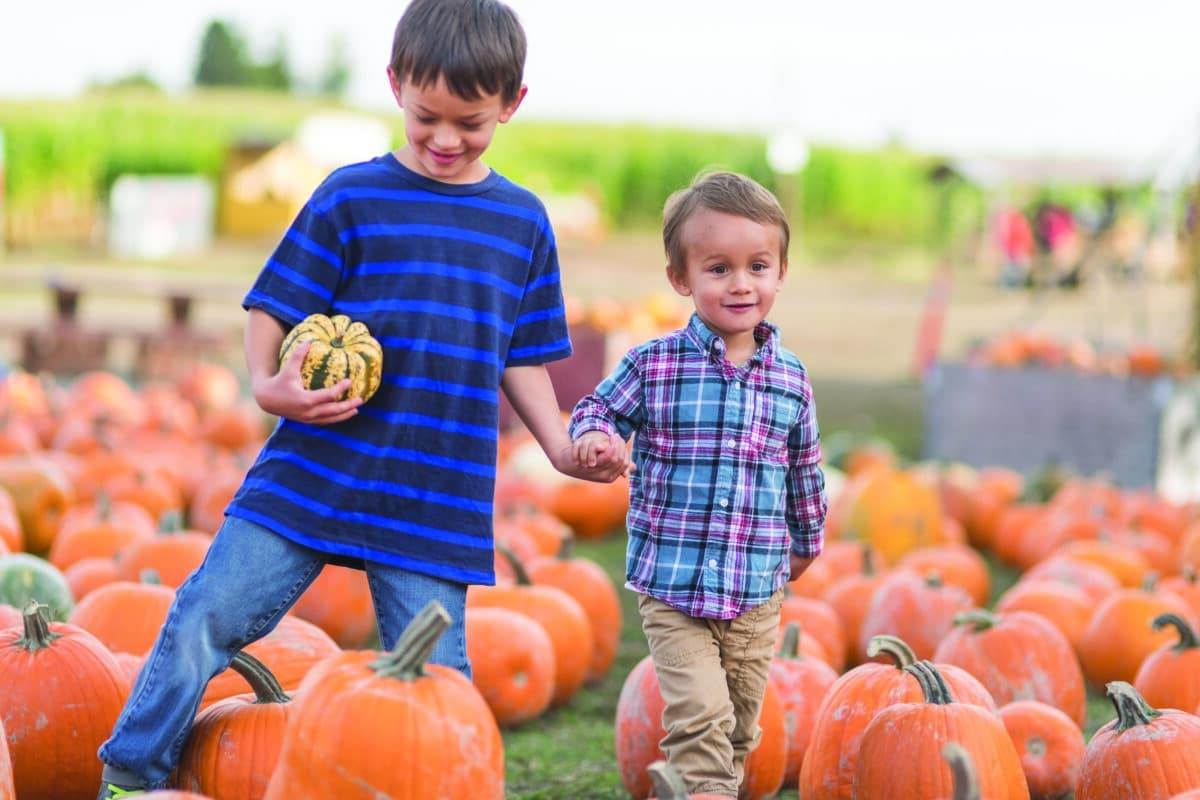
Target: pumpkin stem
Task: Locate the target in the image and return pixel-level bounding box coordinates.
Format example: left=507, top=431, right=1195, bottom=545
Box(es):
left=647, top=760, right=689, bottom=800
left=905, top=660, right=956, bottom=705
left=943, top=742, right=981, bottom=800
left=140, top=569, right=162, bottom=585
left=96, top=490, right=112, bottom=522
left=497, top=543, right=532, bottom=586
left=17, top=602, right=61, bottom=652
left=862, top=545, right=876, bottom=577
left=1107, top=681, right=1161, bottom=731
left=1151, top=613, right=1199, bottom=651
left=777, top=622, right=802, bottom=660
left=924, top=571, right=945, bottom=589
left=158, top=510, right=183, bottom=534
left=557, top=532, right=575, bottom=561
left=1183, top=565, right=1197, bottom=583
left=369, top=600, right=451, bottom=680
left=865, top=635, right=917, bottom=668
left=228, top=651, right=291, bottom=704
left=953, top=609, right=998, bottom=632
left=1141, top=571, right=1159, bottom=592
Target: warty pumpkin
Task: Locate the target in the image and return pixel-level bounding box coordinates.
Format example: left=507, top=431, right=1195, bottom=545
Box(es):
left=278, top=313, right=383, bottom=402
left=854, top=661, right=1029, bottom=800
left=175, top=651, right=292, bottom=800
left=1075, top=681, right=1200, bottom=800
left=0, top=603, right=128, bottom=800
left=263, top=601, right=504, bottom=799
left=999, top=700, right=1086, bottom=800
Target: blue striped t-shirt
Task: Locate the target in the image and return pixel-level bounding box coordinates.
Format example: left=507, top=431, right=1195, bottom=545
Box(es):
left=227, top=153, right=571, bottom=584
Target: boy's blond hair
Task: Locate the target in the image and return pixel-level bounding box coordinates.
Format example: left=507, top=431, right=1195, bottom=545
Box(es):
left=662, top=171, right=790, bottom=278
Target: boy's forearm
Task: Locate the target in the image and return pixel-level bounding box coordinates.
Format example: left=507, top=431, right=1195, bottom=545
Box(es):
left=245, top=309, right=288, bottom=391
left=501, top=365, right=572, bottom=465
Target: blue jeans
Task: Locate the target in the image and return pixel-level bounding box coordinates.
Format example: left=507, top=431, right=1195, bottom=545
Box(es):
left=98, top=515, right=469, bottom=788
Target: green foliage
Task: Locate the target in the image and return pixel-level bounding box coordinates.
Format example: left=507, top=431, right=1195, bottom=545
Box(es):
left=0, top=91, right=984, bottom=244
left=194, top=21, right=251, bottom=88
left=318, top=35, right=353, bottom=98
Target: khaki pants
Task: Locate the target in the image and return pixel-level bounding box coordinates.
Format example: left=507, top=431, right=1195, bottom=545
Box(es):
left=637, top=589, right=784, bottom=798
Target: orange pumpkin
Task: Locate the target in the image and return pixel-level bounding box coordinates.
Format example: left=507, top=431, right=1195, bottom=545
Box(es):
left=1181, top=525, right=1200, bottom=574
left=175, top=652, right=292, bottom=800
left=1075, top=682, right=1200, bottom=800
left=1055, top=540, right=1150, bottom=589
left=1159, top=569, right=1200, bottom=621
left=614, top=654, right=787, bottom=800
left=785, top=555, right=834, bottom=599
left=1021, top=556, right=1121, bottom=605
left=1133, top=613, right=1200, bottom=713
left=200, top=615, right=339, bottom=710
left=113, top=514, right=212, bottom=589
left=996, top=580, right=1092, bottom=655
left=999, top=700, right=1086, bottom=800
left=69, top=578, right=176, bottom=656
left=827, top=467, right=945, bottom=563
left=855, top=661, right=1029, bottom=799
left=188, top=473, right=243, bottom=535
left=289, top=564, right=376, bottom=648
left=0, top=455, right=74, bottom=555
left=63, top=556, right=121, bottom=601
left=526, top=535, right=621, bottom=682
left=465, top=607, right=555, bottom=727
left=778, top=596, right=847, bottom=672
left=770, top=623, right=838, bottom=785
left=821, top=546, right=888, bottom=665
left=468, top=552, right=592, bottom=708
left=0, top=487, right=20, bottom=554
left=0, top=718, right=13, bottom=800
left=0, top=604, right=19, bottom=630
left=101, top=468, right=183, bottom=523
left=798, top=636, right=997, bottom=800
left=263, top=601, right=504, bottom=799
left=1079, top=585, right=1200, bottom=686
left=858, top=571, right=974, bottom=660
left=0, top=604, right=128, bottom=799
left=898, top=545, right=991, bottom=606
left=49, top=494, right=156, bottom=571
left=933, top=609, right=1086, bottom=726
left=818, top=540, right=886, bottom=579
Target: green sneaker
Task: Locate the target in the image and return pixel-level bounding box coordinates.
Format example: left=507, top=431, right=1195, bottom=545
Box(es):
left=97, top=784, right=145, bottom=799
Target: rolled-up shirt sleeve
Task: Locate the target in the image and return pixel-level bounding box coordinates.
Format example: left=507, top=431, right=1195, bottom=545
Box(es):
left=786, top=385, right=827, bottom=558
left=569, top=349, right=646, bottom=441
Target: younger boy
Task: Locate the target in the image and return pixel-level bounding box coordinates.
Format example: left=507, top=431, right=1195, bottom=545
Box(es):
left=96, top=1, right=627, bottom=796
left=571, top=172, right=827, bottom=798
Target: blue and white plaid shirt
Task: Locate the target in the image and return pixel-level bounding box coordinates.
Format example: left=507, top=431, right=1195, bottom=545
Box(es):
left=570, top=314, right=826, bottom=619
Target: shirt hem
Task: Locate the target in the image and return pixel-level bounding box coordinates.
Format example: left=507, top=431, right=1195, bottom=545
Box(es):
left=225, top=507, right=495, bottom=586
left=625, top=578, right=786, bottom=621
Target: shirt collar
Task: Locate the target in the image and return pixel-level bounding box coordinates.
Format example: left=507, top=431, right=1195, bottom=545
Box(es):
left=685, top=313, right=778, bottom=369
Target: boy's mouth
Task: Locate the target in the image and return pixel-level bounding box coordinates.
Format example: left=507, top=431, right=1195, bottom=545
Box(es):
left=427, top=149, right=463, bottom=165
left=723, top=302, right=757, bottom=312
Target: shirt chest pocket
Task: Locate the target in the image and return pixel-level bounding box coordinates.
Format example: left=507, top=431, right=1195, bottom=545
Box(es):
left=745, top=388, right=795, bottom=464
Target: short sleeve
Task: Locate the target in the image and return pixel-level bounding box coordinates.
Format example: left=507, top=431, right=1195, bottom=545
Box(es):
left=504, top=221, right=572, bottom=367
left=242, top=202, right=344, bottom=327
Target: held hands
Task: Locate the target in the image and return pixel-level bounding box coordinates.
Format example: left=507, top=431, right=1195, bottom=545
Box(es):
left=253, top=341, right=363, bottom=425
left=555, top=430, right=635, bottom=483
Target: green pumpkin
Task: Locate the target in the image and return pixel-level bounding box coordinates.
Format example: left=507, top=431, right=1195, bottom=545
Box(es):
left=279, top=314, right=383, bottom=402
left=0, top=554, right=73, bottom=621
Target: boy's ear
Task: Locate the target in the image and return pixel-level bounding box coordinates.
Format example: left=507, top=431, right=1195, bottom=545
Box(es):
left=386, top=66, right=405, bottom=108
left=498, top=85, right=528, bottom=123
left=665, top=264, right=691, bottom=297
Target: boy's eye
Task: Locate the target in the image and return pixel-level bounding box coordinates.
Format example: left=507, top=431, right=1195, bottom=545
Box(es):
left=461, top=123, right=483, bottom=131
left=416, top=116, right=436, bottom=124
left=751, top=262, right=769, bottom=272
left=710, top=264, right=727, bottom=274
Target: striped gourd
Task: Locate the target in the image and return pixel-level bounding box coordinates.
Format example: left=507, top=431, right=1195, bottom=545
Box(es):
left=279, top=314, right=383, bottom=402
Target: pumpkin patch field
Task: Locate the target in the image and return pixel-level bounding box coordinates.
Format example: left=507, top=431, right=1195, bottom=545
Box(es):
left=2, top=366, right=1200, bottom=799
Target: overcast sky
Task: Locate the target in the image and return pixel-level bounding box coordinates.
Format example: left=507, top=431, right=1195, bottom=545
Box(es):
left=5, top=1, right=1200, bottom=167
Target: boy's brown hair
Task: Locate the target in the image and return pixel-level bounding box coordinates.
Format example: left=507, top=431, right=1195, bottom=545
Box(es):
left=390, top=0, right=526, bottom=105
left=662, top=171, right=790, bottom=278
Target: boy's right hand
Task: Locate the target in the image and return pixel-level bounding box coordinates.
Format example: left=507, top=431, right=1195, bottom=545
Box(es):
left=252, top=341, right=363, bottom=425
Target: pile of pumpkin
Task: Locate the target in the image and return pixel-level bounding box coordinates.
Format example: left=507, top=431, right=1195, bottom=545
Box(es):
left=614, top=448, right=1200, bottom=799
left=967, top=330, right=1177, bottom=378
left=0, top=366, right=631, bottom=798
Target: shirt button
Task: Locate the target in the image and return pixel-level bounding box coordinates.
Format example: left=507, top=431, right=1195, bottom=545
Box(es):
left=725, top=438, right=736, bottom=449
left=718, top=498, right=729, bottom=508
left=708, top=559, right=718, bottom=569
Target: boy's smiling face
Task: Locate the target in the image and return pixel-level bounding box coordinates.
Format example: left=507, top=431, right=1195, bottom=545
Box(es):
left=388, top=68, right=526, bottom=184
left=668, top=208, right=785, bottom=355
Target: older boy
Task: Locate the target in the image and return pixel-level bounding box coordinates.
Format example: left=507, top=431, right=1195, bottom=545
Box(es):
left=572, top=172, right=827, bottom=798
left=96, top=1, right=627, bottom=796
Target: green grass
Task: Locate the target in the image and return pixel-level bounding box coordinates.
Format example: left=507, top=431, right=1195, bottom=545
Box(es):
left=505, top=536, right=1118, bottom=799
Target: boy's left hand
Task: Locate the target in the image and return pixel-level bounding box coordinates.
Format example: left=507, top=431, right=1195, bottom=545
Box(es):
left=555, top=432, right=634, bottom=483
left=789, top=553, right=816, bottom=581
